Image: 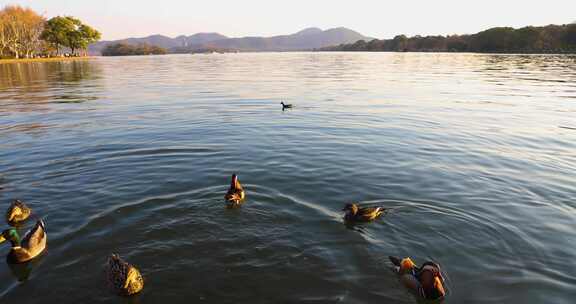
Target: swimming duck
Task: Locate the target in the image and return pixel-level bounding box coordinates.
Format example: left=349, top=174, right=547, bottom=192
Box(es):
left=342, top=203, right=385, bottom=222
left=0, top=219, right=47, bottom=263
left=389, top=256, right=446, bottom=300
left=280, top=101, right=293, bottom=109
left=6, top=199, right=31, bottom=225
left=106, top=254, right=144, bottom=296
left=225, top=174, right=245, bottom=205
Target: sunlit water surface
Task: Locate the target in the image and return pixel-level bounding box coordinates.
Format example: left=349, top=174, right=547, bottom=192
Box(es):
left=0, top=53, right=575, bottom=303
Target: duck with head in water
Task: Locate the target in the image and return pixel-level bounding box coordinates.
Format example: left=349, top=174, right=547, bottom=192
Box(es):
left=105, top=253, right=144, bottom=296
left=342, top=203, right=385, bottom=222
left=280, top=101, right=293, bottom=110
left=5, top=199, right=32, bottom=226
left=225, top=173, right=245, bottom=206
left=0, top=219, right=47, bottom=263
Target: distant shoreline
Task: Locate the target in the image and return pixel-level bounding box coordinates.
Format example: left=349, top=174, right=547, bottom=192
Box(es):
left=320, top=24, right=576, bottom=54
left=315, top=50, right=576, bottom=55
left=0, top=57, right=96, bottom=65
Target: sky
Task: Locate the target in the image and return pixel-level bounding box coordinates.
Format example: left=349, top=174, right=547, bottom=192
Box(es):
left=4, top=0, right=576, bottom=40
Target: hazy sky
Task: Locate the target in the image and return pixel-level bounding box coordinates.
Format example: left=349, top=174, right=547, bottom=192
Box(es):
left=6, top=0, right=576, bottom=40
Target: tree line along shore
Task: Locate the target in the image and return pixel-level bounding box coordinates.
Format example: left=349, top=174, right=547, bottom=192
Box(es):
left=2, top=4, right=576, bottom=60
left=0, top=4, right=169, bottom=59
left=103, top=23, right=576, bottom=56
left=0, top=5, right=100, bottom=59
left=101, top=43, right=167, bottom=56
left=321, top=24, right=576, bottom=53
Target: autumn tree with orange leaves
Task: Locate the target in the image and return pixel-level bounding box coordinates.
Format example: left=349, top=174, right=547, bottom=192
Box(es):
left=0, top=5, right=45, bottom=58
left=0, top=4, right=101, bottom=59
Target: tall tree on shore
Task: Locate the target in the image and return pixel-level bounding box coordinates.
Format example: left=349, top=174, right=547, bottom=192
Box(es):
left=20, top=8, right=45, bottom=58
left=65, top=17, right=100, bottom=56
left=64, top=17, right=83, bottom=55
left=40, top=16, right=74, bottom=55
left=0, top=10, right=7, bottom=57
left=0, top=5, right=45, bottom=58
left=0, top=6, right=22, bottom=58
left=41, top=16, right=100, bottom=56
left=76, top=22, right=101, bottom=56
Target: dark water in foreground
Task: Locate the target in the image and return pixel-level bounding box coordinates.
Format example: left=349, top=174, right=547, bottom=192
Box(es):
left=0, top=53, right=575, bottom=303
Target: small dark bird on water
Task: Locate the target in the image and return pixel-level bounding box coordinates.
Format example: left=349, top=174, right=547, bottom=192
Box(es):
left=342, top=203, right=385, bottom=222
left=225, top=173, right=245, bottom=206
left=280, top=101, right=293, bottom=110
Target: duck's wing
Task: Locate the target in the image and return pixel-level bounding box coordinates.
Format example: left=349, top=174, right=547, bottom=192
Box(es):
left=225, top=191, right=243, bottom=202
left=21, top=220, right=46, bottom=249
left=235, top=180, right=244, bottom=191
left=359, top=207, right=384, bottom=220
left=225, top=185, right=244, bottom=201
left=106, top=254, right=143, bottom=295
left=16, top=200, right=31, bottom=212
left=124, top=265, right=144, bottom=295
left=224, top=188, right=237, bottom=200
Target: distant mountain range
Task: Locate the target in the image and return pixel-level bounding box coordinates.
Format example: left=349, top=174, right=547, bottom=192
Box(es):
left=89, top=27, right=371, bottom=54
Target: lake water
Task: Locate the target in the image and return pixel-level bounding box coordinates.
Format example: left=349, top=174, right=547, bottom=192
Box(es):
left=0, top=53, right=575, bottom=303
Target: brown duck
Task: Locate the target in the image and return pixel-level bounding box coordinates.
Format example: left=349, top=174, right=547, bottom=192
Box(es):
left=6, top=199, right=32, bottom=225
left=105, top=254, right=144, bottom=296
left=224, top=174, right=245, bottom=205
left=342, top=203, right=385, bottom=222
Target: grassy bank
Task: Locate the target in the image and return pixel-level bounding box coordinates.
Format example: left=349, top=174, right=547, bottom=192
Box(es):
left=0, top=56, right=96, bottom=65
